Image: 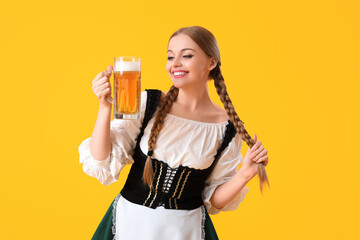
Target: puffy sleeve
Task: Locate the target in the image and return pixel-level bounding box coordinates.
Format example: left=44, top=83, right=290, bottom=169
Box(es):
left=78, top=91, right=148, bottom=185
left=202, top=133, right=250, bottom=215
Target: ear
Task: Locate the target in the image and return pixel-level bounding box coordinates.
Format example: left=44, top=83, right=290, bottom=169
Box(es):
left=208, top=57, right=218, bottom=71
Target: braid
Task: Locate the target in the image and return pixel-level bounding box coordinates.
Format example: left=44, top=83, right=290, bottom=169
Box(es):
left=143, top=85, right=179, bottom=186
left=211, top=65, right=270, bottom=193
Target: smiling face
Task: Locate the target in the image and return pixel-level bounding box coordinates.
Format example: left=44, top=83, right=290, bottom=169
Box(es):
left=166, top=34, right=216, bottom=90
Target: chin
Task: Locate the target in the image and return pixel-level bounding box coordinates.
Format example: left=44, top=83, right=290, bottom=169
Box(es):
left=170, top=78, right=185, bottom=88
left=171, top=80, right=191, bottom=89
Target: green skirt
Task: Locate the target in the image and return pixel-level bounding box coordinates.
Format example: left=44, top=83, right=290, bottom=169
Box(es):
left=91, top=194, right=219, bottom=240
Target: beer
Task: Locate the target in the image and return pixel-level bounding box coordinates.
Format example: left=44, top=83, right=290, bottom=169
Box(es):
left=114, top=57, right=141, bottom=119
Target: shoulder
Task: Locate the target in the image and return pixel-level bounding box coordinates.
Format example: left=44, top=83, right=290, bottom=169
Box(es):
left=210, top=102, right=229, bottom=123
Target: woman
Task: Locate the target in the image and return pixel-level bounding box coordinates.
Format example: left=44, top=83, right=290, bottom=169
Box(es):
left=79, top=26, right=269, bottom=240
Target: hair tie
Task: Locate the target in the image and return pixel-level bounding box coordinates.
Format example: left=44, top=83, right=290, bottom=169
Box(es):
left=147, top=150, right=153, bottom=157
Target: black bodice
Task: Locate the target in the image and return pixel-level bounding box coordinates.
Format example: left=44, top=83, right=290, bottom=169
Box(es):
left=120, top=89, right=237, bottom=210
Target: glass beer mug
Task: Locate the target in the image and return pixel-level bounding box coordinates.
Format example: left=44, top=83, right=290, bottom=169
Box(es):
left=106, top=57, right=141, bottom=119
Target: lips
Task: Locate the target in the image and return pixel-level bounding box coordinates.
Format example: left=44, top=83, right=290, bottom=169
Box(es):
left=172, top=70, right=189, bottom=78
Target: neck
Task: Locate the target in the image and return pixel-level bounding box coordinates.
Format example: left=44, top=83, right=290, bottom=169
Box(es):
left=175, top=83, right=213, bottom=111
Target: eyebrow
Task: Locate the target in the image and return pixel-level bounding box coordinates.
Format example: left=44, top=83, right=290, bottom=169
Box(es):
left=167, top=48, right=196, bottom=53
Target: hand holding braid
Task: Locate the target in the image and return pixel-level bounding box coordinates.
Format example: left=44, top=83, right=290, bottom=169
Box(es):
left=211, top=65, right=270, bottom=193
left=143, top=85, right=179, bottom=186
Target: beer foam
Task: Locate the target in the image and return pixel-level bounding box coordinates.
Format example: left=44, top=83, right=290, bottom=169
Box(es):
left=114, top=61, right=140, bottom=72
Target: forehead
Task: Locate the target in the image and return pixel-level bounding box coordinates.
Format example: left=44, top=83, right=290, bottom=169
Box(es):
left=167, top=34, right=200, bottom=52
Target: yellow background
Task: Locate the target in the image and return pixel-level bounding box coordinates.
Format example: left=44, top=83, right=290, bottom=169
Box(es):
left=1, top=0, right=359, bottom=239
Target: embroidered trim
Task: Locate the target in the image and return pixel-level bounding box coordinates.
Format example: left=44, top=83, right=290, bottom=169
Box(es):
left=201, top=205, right=206, bottom=240
left=149, top=163, right=163, bottom=208
left=169, top=168, right=186, bottom=209
left=143, top=161, right=158, bottom=206
left=111, top=193, right=121, bottom=240
left=175, top=170, right=191, bottom=209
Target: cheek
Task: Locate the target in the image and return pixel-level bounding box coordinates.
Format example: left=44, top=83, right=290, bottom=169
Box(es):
left=166, top=63, right=171, bottom=74
left=189, top=61, right=207, bottom=76
left=199, top=60, right=208, bottom=71
left=185, top=61, right=196, bottom=72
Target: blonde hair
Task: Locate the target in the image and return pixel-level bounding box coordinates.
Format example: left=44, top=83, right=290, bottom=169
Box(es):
left=143, top=26, right=269, bottom=193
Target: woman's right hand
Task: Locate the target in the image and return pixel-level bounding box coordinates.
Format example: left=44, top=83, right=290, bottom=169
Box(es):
left=239, top=133, right=269, bottom=181
left=92, top=65, right=114, bottom=108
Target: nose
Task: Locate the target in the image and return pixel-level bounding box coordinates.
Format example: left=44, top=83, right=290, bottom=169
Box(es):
left=173, top=56, right=182, bottom=67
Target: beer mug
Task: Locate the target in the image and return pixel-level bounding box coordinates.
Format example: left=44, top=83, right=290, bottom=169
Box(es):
left=106, top=57, right=141, bottom=119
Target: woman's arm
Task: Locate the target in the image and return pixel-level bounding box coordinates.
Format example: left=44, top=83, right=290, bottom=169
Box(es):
left=89, top=105, right=112, bottom=161
left=210, top=168, right=251, bottom=209
left=210, top=134, right=269, bottom=209
left=88, top=66, right=114, bottom=161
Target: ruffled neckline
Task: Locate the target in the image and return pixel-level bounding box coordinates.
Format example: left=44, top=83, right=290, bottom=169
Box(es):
left=166, top=113, right=229, bottom=126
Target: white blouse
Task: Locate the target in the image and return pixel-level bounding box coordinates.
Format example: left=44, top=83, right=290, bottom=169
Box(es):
left=79, top=91, right=249, bottom=239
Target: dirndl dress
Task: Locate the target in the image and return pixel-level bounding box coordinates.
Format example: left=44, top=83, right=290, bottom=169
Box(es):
left=78, top=89, right=250, bottom=240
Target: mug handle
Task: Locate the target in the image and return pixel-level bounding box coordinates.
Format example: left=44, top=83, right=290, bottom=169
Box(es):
left=105, top=96, right=114, bottom=104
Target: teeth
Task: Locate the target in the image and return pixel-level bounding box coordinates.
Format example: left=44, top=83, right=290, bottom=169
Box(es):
left=174, top=72, right=187, bottom=76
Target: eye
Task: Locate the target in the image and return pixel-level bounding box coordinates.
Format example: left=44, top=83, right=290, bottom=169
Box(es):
left=183, top=55, right=193, bottom=58
left=167, top=56, right=174, bottom=60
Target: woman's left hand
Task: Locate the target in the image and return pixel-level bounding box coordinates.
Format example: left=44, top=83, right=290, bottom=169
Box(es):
left=239, top=134, right=269, bottom=180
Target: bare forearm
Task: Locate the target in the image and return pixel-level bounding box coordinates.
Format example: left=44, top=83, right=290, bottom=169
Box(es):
left=210, top=169, right=251, bottom=209
left=89, top=105, right=112, bottom=161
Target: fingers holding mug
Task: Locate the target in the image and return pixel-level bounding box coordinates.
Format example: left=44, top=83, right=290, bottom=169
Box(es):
left=92, top=66, right=114, bottom=106
left=103, top=65, right=114, bottom=104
